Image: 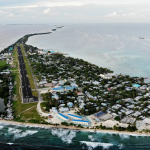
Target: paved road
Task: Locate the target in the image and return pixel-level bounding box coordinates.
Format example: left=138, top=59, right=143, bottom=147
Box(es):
left=17, top=46, right=38, bottom=103
left=22, top=45, right=43, bottom=102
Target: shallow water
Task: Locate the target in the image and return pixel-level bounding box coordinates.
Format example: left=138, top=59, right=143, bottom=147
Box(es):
left=26, top=23, right=150, bottom=82
left=1, top=23, right=150, bottom=81
left=0, top=123, right=150, bottom=150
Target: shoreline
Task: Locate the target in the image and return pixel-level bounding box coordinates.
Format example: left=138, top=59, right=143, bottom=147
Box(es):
left=0, top=120, right=150, bottom=137
left=1, top=30, right=150, bottom=139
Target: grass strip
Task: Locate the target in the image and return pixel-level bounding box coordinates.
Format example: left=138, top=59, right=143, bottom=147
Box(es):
left=0, top=61, right=6, bottom=66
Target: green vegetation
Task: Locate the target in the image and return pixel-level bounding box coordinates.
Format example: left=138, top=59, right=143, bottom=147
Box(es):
left=114, top=116, right=121, bottom=121
left=0, top=61, right=6, bottom=66
left=14, top=106, right=45, bottom=123
left=40, top=102, right=48, bottom=112
left=12, top=46, right=40, bottom=122
left=0, top=70, right=10, bottom=116
left=41, top=92, right=52, bottom=101
left=113, top=125, right=137, bottom=132
left=32, top=90, right=39, bottom=97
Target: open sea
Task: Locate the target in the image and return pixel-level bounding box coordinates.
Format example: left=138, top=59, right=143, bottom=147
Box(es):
left=1, top=23, right=150, bottom=149
left=0, top=123, right=150, bottom=150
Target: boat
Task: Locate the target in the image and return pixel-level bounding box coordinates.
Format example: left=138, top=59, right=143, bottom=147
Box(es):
left=139, top=37, right=145, bottom=39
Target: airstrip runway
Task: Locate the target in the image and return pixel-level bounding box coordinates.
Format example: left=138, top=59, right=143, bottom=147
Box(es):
left=17, top=46, right=38, bottom=103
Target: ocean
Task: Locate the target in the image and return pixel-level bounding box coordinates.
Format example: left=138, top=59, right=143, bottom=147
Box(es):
left=1, top=23, right=150, bottom=149
left=1, top=24, right=150, bottom=81
left=0, top=123, right=150, bottom=150
left=27, top=23, right=150, bottom=82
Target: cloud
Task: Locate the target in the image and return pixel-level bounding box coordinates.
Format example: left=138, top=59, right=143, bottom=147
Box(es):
left=105, top=12, right=118, bottom=17
left=43, top=8, right=51, bottom=14
left=0, top=10, right=10, bottom=15
left=104, top=11, right=144, bottom=19
left=6, top=13, right=15, bottom=18
left=21, top=8, right=33, bottom=12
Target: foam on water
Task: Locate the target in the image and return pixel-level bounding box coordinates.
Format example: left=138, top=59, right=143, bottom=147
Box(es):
left=88, top=135, right=95, bottom=142
left=80, top=141, right=113, bottom=150
left=0, top=126, right=4, bottom=130
left=8, top=128, right=38, bottom=139
left=51, top=128, right=76, bottom=144
left=118, top=144, right=124, bottom=149
left=119, top=134, right=130, bottom=139
left=7, top=143, right=14, bottom=145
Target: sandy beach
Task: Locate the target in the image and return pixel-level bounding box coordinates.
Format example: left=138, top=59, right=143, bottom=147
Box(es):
left=0, top=119, right=150, bottom=137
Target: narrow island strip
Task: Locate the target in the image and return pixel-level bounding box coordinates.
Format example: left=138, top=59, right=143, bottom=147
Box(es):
left=0, top=26, right=150, bottom=136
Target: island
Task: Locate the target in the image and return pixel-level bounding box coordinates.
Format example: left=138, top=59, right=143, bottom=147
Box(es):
left=0, top=27, right=150, bottom=136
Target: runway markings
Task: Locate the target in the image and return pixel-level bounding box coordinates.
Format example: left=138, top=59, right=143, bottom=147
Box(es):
left=17, top=46, right=38, bottom=103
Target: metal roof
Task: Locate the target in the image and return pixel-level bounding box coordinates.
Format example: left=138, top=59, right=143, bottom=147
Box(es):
left=94, top=111, right=105, bottom=117
left=72, top=120, right=89, bottom=123
left=68, top=114, right=82, bottom=119
left=58, top=113, right=69, bottom=119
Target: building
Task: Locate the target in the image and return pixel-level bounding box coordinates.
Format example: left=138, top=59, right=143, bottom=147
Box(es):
left=94, top=111, right=106, bottom=118
left=142, top=118, right=150, bottom=125
left=76, top=92, right=84, bottom=96
left=59, top=107, right=69, bottom=113
left=39, top=80, right=48, bottom=85
left=65, top=86, right=77, bottom=91
left=58, top=113, right=69, bottom=121
left=50, top=107, right=58, bottom=114
left=67, top=102, right=73, bottom=107
left=72, top=119, right=89, bottom=125
left=99, top=73, right=118, bottom=79
left=53, top=87, right=64, bottom=92
left=68, top=114, right=82, bottom=120
left=132, top=84, right=141, bottom=88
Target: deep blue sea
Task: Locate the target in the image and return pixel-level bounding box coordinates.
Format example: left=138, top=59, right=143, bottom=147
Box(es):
left=1, top=23, right=150, bottom=149
left=0, top=123, right=150, bottom=150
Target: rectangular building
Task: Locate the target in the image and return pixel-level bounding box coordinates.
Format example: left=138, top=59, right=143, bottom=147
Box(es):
left=72, top=119, right=89, bottom=125
left=58, top=113, right=69, bottom=121
left=68, top=114, right=82, bottom=120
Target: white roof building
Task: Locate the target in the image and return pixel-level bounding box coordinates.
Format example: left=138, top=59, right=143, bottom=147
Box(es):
left=99, top=73, right=118, bottom=79
left=142, top=118, right=150, bottom=125
left=39, top=80, right=48, bottom=85
left=59, top=107, right=69, bottom=113
left=133, top=111, right=141, bottom=117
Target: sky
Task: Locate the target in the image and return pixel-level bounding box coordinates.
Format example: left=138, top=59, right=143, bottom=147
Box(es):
left=0, top=0, right=150, bottom=24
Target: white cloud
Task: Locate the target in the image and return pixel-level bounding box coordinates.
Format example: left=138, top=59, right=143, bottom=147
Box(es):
left=21, top=8, right=33, bottom=12
left=104, top=11, right=144, bottom=19
left=118, top=10, right=124, bottom=12
left=105, top=12, right=118, bottom=17
left=6, top=13, right=15, bottom=18
left=0, top=10, right=9, bottom=15
left=43, top=8, right=51, bottom=14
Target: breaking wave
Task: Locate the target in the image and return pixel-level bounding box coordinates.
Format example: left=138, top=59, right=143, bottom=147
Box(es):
left=0, top=126, right=4, bottom=130
left=88, top=135, right=96, bottom=142
left=51, top=128, right=76, bottom=144
left=8, top=128, right=38, bottom=139
left=119, top=134, right=130, bottom=139
left=80, top=141, right=113, bottom=150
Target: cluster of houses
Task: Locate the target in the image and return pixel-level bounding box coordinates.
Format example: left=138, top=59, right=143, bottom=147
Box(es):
left=25, top=47, right=150, bottom=127
left=5, top=75, right=14, bottom=120
left=0, top=47, right=14, bottom=66
left=0, top=72, right=13, bottom=120
left=0, top=47, right=14, bottom=120
left=27, top=49, right=58, bottom=56
left=57, top=113, right=90, bottom=126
